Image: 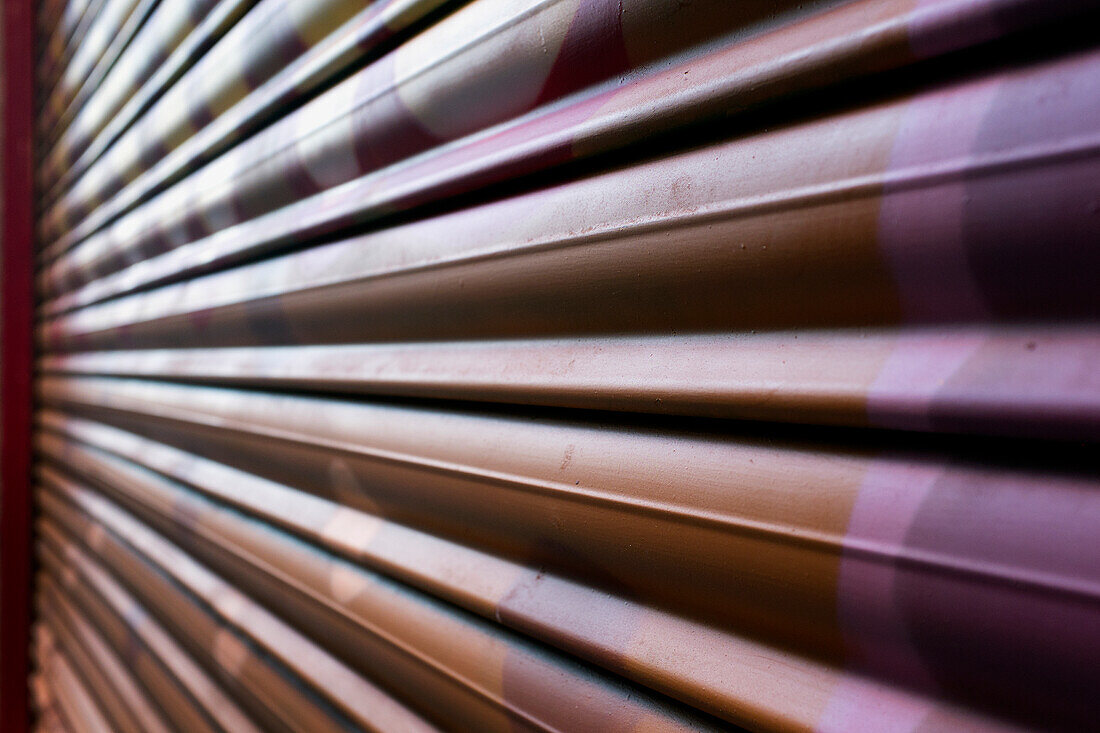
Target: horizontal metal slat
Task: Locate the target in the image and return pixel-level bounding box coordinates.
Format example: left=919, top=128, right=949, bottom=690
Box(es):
left=39, top=0, right=454, bottom=219
left=35, top=374, right=1100, bottom=730
left=36, top=526, right=264, bottom=733
left=35, top=0, right=160, bottom=151
left=37, top=598, right=154, bottom=733
left=38, top=326, right=1100, bottom=440
left=37, top=0, right=148, bottom=145
left=38, top=439, right=727, bottom=731
left=31, top=636, right=112, bottom=733
left=38, top=0, right=260, bottom=214
left=37, top=0, right=244, bottom=197
left=38, top=0, right=384, bottom=211
left=38, top=0, right=1100, bottom=299
left=39, top=47, right=1100, bottom=352
left=36, top=0, right=106, bottom=102
left=38, top=476, right=435, bottom=733
left=38, top=0, right=790, bottom=260
left=36, top=409, right=1075, bottom=730
left=35, top=580, right=173, bottom=733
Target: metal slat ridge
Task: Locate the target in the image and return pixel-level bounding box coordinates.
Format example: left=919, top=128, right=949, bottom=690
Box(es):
left=39, top=48, right=1100, bottom=351
left=38, top=0, right=454, bottom=212
left=38, top=0, right=791, bottom=257
left=38, top=326, right=1100, bottom=440
left=35, top=375, right=1100, bottom=728
left=37, top=0, right=1100, bottom=297
left=37, top=0, right=241, bottom=196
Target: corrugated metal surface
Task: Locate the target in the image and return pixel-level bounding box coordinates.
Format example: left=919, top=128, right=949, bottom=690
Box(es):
left=29, top=0, right=1100, bottom=730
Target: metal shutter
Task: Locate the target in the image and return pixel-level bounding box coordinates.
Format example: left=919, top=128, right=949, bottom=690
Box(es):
left=28, top=0, right=1100, bottom=730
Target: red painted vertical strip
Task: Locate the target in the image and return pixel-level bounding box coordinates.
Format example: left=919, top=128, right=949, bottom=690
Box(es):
left=1, top=0, right=36, bottom=727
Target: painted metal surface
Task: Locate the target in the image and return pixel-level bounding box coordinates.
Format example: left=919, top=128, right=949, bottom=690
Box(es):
left=38, top=46, right=1100, bottom=350
left=27, top=0, right=1100, bottom=730
left=36, top=0, right=149, bottom=145
left=37, top=0, right=1100, bottom=308
left=37, top=0, right=814, bottom=277
left=38, top=0, right=247, bottom=194
left=38, top=0, right=454, bottom=214
left=39, top=326, right=1100, bottom=439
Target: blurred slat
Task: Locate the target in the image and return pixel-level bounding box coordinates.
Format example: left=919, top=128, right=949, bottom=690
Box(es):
left=36, top=524, right=265, bottom=733
left=38, top=0, right=243, bottom=196
left=38, top=474, right=439, bottom=732
left=32, top=628, right=113, bottom=733
left=36, top=0, right=105, bottom=104
left=39, top=0, right=453, bottom=213
left=36, top=579, right=173, bottom=733
left=36, top=0, right=151, bottom=145
left=34, top=399, right=1100, bottom=730
left=40, top=0, right=260, bottom=207
left=39, top=0, right=159, bottom=146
